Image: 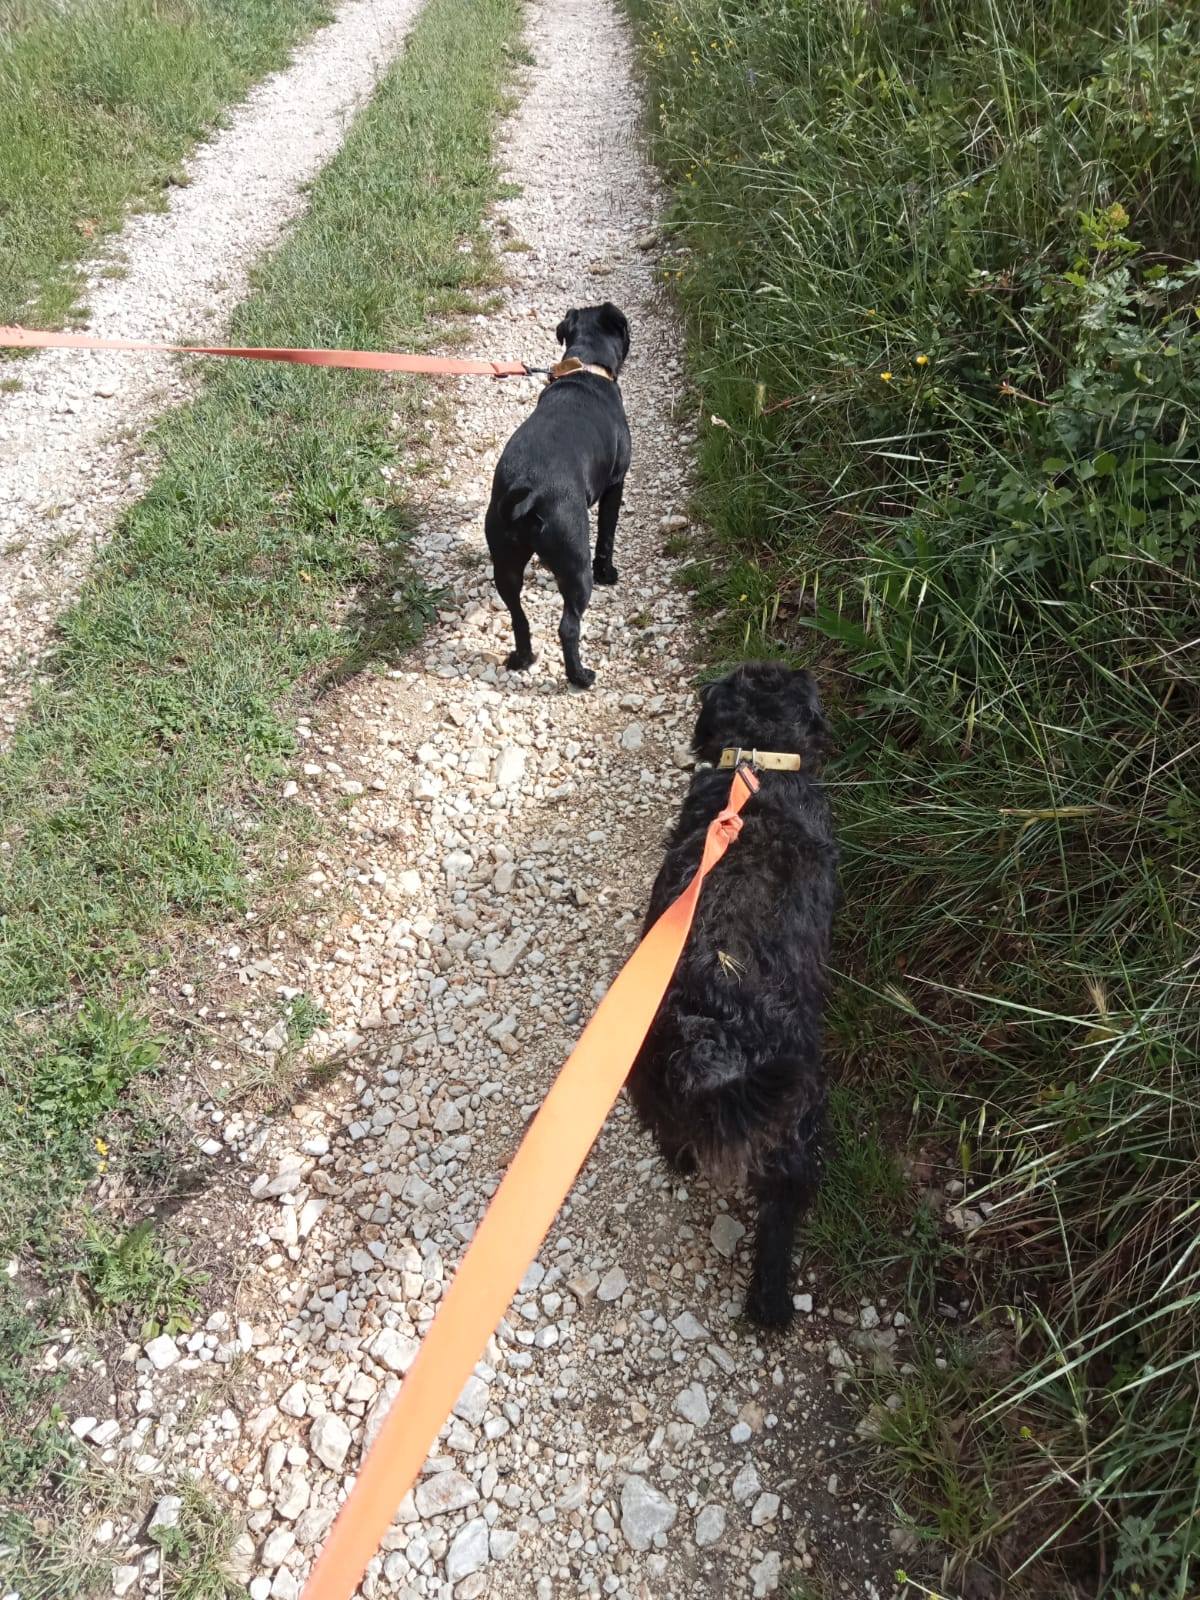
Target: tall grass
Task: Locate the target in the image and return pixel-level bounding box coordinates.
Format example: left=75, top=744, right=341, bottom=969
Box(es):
left=625, top=1, right=1200, bottom=1594
left=0, top=0, right=331, bottom=328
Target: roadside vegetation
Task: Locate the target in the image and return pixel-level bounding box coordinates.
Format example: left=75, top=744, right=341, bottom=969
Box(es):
left=0, top=0, right=520, bottom=1575
left=0, top=0, right=332, bottom=330
left=624, top=1, right=1200, bottom=1595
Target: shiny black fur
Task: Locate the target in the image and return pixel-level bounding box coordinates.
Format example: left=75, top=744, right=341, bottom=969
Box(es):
left=484, top=304, right=632, bottom=689
left=626, top=663, right=838, bottom=1327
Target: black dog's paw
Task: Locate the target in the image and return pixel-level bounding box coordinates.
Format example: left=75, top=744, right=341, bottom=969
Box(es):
left=567, top=667, right=596, bottom=691
left=744, top=1278, right=795, bottom=1330
left=505, top=649, right=535, bottom=673
left=593, top=558, right=619, bottom=586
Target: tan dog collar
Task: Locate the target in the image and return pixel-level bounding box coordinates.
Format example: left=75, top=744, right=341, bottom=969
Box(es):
left=717, top=747, right=802, bottom=772
left=547, top=356, right=614, bottom=382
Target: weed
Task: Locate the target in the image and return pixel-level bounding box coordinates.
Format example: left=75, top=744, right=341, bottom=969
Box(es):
left=150, top=1480, right=242, bottom=1600
left=74, top=1216, right=206, bottom=1338
left=285, top=992, right=330, bottom=1045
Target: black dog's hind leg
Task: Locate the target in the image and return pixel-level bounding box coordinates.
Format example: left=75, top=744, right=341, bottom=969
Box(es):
left=745, top=1103, right=824, bottom=1328
left=493, top=547, right=535, bottom=671
left=593, top=479, right=624, bottom=586
left=556, top=565, right=595, bottom=690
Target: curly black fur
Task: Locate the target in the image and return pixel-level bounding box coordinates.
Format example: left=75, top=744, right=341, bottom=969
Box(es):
left=626, top=662, right=838, bottom=1327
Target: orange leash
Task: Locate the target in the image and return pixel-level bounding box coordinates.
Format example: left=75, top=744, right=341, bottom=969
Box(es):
left=0, top=324, right=529, bottom=378
left=299, top=766, right=760, bottom=1600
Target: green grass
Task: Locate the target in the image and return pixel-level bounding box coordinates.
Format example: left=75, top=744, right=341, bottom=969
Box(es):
left=799, top=1083, right=951, bottom=1304
left=0, top=0, right=520, bottom=1532
left=73, top=1215, right=207, bottom=1339
left=0, top=0, right=333, bottom=330
left=625, top=1, right=1200, bottom=1595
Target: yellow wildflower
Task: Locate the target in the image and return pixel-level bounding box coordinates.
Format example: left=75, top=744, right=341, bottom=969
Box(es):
left=881, top=371, right=893, bottom=382
left=95, top=1136, right=109, bottom=1155
left=915, top=353, right=929, bottom=366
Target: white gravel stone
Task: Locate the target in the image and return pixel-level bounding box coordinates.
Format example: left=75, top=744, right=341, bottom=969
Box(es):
left=370, top=1327, right=419, bottom=1374
left=148, top=1495, right=182, bottom=1532
left=674, top=1383, right=710, bottom=1427
left=694, top=1505, right=726, bottom=1548
left=452, top=1374, right=489, bottom=1425
left=596, top=1267, right=627, bottom=1303
left=751, top=1551, right=783, bottom=1596
left=309, top=1412, right=352, bottom=1471
left=710, top=1214, right=745, bottom=1258
left=671, top=1311, right=707, bottom=1341
left=732, top=1462, right=761, bottom=1504
left=620, top=1477, right=678, bottom=1552
left=493, top=747, right=526, bottom=788
left=414, top=1471, right=478, bottom=1519
left=445, top=1516, right=490, bottom=1582
left=751, top=1491, right=780, bottom=1527
left=143, top=1335, right=180, bottom=1370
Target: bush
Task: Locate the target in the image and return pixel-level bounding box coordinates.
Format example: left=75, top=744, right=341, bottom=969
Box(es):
left=625, top=1, right=1200, bottom=1594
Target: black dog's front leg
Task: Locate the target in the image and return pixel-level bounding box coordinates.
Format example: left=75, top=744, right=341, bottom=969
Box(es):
left=745, top=1106, right=824, bottom=1328
left=593, top=479, right=623, bottom=586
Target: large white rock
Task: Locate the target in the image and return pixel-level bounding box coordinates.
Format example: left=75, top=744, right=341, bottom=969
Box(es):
left=445, top=1516, right=490, bottom=1582
left=620, top=1476, right=678, bottom=1551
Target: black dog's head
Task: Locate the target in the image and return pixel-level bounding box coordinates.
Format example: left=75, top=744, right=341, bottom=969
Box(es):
left=555, top=302, right=631, bottom=377
left=691, top=662, right=829, bottom=769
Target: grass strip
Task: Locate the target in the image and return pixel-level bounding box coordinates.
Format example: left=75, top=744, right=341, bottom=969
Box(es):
left=0, top=0, right=520, bottom=1536
left=0, top=0, right=336, bottom=330
left=625, top=1, right=1200, bottom=1595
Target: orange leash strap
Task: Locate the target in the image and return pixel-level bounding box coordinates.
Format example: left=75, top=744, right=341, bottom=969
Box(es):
left=300, top=766, right=760, bottom=1600
left=0, top=324, right=528, bottom=378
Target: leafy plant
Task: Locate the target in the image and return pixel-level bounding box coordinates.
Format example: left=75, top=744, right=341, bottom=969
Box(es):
left=75, top=1216, right=206, bottom=1338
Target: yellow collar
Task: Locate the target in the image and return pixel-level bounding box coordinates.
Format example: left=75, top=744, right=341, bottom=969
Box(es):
left=717, top=747, right=802, bottom=772
left=547, top=356, right=614, bottom=383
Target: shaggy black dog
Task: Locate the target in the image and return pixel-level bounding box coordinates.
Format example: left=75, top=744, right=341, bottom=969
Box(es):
left=626, top=663, right=838, bottom=1327
left=484, top=303, right=631, bottom=689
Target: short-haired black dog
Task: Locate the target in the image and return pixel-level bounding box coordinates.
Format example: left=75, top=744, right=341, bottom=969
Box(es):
left=626, top=663, right=838, bottom=1327
left=484, top=303, right=631, bottom=689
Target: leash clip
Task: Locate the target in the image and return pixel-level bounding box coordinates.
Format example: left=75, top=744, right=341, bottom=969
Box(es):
left=734, top=762, right=761, bottom=797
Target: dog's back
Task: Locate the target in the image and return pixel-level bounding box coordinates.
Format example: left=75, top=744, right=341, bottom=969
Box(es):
left=488, top=378, right=626, bottom=536
left=628, top=769, right=836, bottom=1178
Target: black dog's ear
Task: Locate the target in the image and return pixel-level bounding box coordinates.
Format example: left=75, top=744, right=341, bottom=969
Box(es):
left=598, top=302, right=631, bottom=358
left=555, top=309, right=580, bottom=347
left=790, top=668, right=828, bottom=734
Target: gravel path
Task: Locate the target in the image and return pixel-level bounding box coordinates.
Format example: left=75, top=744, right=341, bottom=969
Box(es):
left=56, top=3, right=904, bottom=1596
left=0, top=0, right=427, bottom=745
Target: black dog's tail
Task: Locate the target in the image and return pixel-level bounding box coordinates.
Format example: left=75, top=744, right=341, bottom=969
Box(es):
left=668, top=1030, right=814, bottom=1179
